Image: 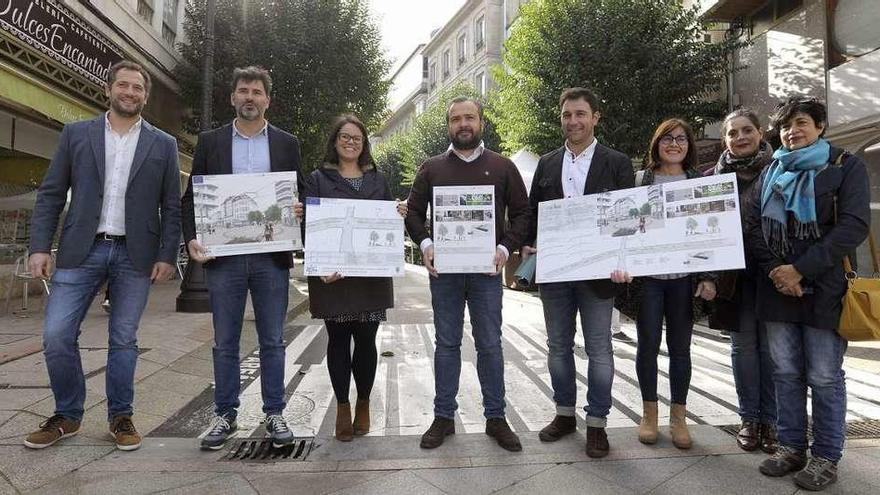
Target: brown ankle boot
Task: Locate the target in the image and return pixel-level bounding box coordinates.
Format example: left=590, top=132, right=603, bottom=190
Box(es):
left=638, top=401, right=658, bottom=444
left=335, top=401, right=353, bottom=442
left=353, top=398, right=370, bottom=436
left=669, top=403, right=692, bottom=449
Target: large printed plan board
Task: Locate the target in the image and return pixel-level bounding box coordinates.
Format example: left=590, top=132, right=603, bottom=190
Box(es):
left=432, top=185, right=496, bottom=273
left=536, top=174, right=745, bottom=283
left=194, top=172, right=302, bottom=257
left=304, top=198, right=404, bottom=277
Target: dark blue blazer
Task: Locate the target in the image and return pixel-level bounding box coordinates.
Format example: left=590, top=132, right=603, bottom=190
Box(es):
left=180, top=122, right=303, bottom=269
left=29, top=116, right=182, bottom=275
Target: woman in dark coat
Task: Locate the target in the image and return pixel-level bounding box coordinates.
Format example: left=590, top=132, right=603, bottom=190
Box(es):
left=304, top=114, right=406, bottom=442
left=748, top=97, right=870, bottom=491
left=711, top=109, right=777, bottom=453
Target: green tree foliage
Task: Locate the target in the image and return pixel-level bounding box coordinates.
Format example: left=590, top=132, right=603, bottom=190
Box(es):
left=247, top=210, right=264, bottom=224
left=640, top=202, right=652, bottom=216
left=264, top=204, right=282, bottom=222
left=374, top=82, right=501, bottom=189
left=177, top=0, right=390, bottom=170
left=490, top=0, right=741, bottom=159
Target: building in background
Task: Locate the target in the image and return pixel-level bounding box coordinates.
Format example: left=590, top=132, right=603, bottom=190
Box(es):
left=0, top=1, right=191, bottom=211
left=698, top=0, right=879, bottom=270
left=374, top=0, right=532, bottom=145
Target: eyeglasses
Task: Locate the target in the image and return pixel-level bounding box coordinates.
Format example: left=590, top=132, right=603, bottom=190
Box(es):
left=659, top=135, right=689, bottom=146
left=338, top=133, right=363, bottom=144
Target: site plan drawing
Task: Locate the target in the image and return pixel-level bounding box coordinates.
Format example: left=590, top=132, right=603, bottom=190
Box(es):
left=193, top=171, right=302, bottom=257
left=535, top=174, right=745, bottom=283
left=304, top=198, right=404, bottom=277
left=432, top=185, right=496, bottom=273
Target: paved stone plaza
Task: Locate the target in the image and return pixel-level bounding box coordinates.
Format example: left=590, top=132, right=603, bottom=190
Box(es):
left=1, top=264, right=878, bottom=494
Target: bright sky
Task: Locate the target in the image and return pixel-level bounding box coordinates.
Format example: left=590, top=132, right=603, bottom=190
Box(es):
left=369, top=0, right=467, bottom=71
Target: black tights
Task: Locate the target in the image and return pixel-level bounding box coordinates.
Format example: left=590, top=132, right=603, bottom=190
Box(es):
left=325, top=320, right=380, bottom=404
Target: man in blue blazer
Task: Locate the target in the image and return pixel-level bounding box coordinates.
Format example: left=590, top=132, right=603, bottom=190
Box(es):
left=24, top=61, right=181, bottom=451
left=180, top=66, right=304, bottom=451
left=521, top=87, right=634, bottom=458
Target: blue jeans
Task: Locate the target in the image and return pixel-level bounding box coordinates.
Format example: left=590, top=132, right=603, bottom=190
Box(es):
left=429, top=273, right=505, bottom=419
left=766, top=321, right=848, bottom=461
left=43, top=239, right=151, bottom=421
left=205, top=254, right=289, bottom=419
left=636, top=277, right=693, bottom=405
left=729, top=280, right=776, bottom=424
left=539, top=281, right=614, bottom=427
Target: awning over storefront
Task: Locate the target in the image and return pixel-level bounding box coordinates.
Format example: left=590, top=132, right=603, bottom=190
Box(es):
left=0, top=63, right=100, bottom=125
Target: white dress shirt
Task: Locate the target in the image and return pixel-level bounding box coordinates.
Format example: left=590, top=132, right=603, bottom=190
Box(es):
left=98, top=112, right=142, bottom=235
left=447, top=140, right=485, bottom=163
left=561, top=138, right=598, bottom=198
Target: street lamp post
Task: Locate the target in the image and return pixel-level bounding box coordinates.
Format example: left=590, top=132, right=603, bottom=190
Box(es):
left=176, top=0, right=215, bottom=313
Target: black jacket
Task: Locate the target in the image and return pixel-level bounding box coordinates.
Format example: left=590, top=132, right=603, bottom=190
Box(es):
left=525, top=143, right=635, bottom=299
left=745, top=147, right=871, bottom=329
left=180, top=123, right=303, bottom=269
left=304, top=166, right=395, bottom=319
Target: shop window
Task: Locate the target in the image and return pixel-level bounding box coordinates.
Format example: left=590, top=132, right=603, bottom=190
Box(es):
left=457, top=32, right=467, bottom=66
left=163, top=0, right=179, bottom=44
left=137, top=0, right=154, bottom=23
left=475, top=15, right=485, bottom=50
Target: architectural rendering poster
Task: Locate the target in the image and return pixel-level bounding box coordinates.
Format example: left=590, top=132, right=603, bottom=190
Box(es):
left=303, top=197, right=405, bottom=277
left=536, top=174, right=745, bottom=283
left=193, top=171, right=302, bottom=257
left=432, top=185, right=496, bottom=273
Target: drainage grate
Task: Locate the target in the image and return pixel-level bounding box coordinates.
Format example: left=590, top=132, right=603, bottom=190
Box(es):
left=220, top=438, right=314, bottom=462
left=719, top=420, right=880, bottom=440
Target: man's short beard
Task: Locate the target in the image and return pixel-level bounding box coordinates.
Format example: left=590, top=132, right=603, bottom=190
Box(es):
left=449, top=130, right=482, bottom=150
left=237, top=108, right=261, bottom=121
left=110, top=98, right=143, bottom=118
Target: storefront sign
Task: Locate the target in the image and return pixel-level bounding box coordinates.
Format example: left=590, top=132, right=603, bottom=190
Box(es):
left=0, top=0, right=124, bottom=87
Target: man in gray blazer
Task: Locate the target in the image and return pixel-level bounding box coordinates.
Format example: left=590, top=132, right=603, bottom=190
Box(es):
left=24, top=60, right=181, bottom=452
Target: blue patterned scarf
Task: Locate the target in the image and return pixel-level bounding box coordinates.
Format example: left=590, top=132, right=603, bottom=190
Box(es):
left=760, top=138, right=831, bottom=256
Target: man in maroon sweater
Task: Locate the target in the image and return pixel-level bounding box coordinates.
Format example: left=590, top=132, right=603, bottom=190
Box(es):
left=406, top=97, right=530, bottom=452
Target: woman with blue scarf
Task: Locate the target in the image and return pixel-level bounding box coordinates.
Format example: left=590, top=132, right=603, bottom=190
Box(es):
left=747, top=97, right=870, bottom=491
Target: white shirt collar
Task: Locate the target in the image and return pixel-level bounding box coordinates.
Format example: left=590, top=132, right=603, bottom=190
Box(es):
left=564, top=137, right=597, bottom=161
left=233, top=118, right=269, bottom=139
left=448, top=141, right=485, bottom=163
left=104, top=111, right=143, bottom=136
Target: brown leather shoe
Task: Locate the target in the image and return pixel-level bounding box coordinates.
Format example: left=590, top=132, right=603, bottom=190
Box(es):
left=585, top=426, right=609, bottom=458
left=759, top=423, right=778, bottom=454
left=335, top=401, right=353, bottom=442
left=420, top=417, right=455, bottom=449
left=353, top=398, right=370, bottom=436
left=539, top=415, right=576, bottom=442
left=736, top=420, right=759, bottom=451
left=109, top=415, right=142, bottom=451
left=486, top=417, right=522, bottom=452
left=24, top=415, right=80, bottom=449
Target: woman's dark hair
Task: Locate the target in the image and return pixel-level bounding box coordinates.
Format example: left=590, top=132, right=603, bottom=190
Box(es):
left=722, top=108, right=762, bottom=134
left=323, top=114, right=375, bottom=170
left=645, top=118, right=698, bottom=171
left=769, top=96, right=827, bottom=137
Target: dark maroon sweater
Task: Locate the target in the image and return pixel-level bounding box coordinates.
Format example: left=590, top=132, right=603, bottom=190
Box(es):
left=405, top=149, right=530, bottom=253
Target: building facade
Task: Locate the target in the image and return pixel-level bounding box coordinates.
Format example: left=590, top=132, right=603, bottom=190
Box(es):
left=374, top=0, right=532, bottom=143
left=699, top=0, right=880, bottom=270
left=0, top=0, right=190, bottom=212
